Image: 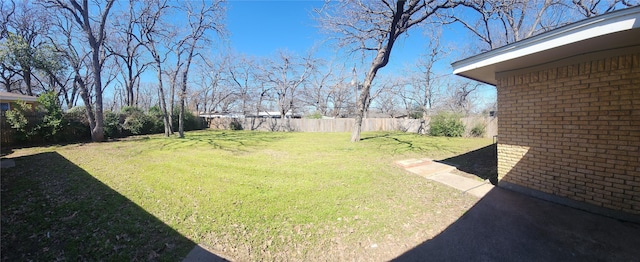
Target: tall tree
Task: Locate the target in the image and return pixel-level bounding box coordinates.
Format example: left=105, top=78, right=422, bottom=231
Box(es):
left=49, top=12, right=92, bottom=110
left=410, top=31, right=445, bottom=132
left=175, top=0, right=225, bottom=138
left=317, top=0, right=458, bottom=142
left=261, top=50, right=315, bottom=125
left=227, top=53, right=258, bottom=116
left=45, top=0, right=115, bottom=142
left=300, top=60, right=351, bottom=117
left=139, top=0, right=172, bottom=136
left=1, top=1, right=59, bottom=96
left=110, top=0, right=149, bottom=107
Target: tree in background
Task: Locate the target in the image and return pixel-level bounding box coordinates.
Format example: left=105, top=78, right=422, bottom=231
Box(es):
left=260, top=50, right=315, bottom=126
left=110, top=0, right=151, bottom=108
left=572, top=0, right=638, bottom=17
left=45, top=0, right=116, bottom=142
left=317, top=0, right=459, bottom=142
left=0, top=1, right=65, bottom=97
left=175, top=0, right=225, bottom=138
left=139, top=0, right=173, bottom=137
left=226, top=53, right=259, bottom=116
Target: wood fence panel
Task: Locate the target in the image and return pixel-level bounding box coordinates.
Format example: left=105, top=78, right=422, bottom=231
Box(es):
left=206, top=117, right=497, bottom=138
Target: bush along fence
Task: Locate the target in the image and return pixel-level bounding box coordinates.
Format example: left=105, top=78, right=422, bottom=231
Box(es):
left=205, top=115, right=498, bottom=138
left=1, top=100, right=204, bottom=147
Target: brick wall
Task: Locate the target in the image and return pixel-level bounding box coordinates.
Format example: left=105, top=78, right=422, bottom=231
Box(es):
left=496, top=49, right=640, bottom=215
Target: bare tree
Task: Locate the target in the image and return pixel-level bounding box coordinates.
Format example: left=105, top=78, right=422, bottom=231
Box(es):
left=330, top=81, right=354, bottom=118
left=261, top=50, right=315, bottom=125
left=0, top=1, right=15, bottom=40
left=449, top=0, right=637, bottom=52
left=317, top=0, right=458, bottom=142
left=139, top=0, right=172, bottom=136
left=227, top=53, right=259, bottom=116
left=450, top=0, right=570, bottom=51
left=407, top=30, right=446, bottom=133
left=373, top=80, right=404, bottom=117
left=300, top=60, right=351, bottom=117
left=45, top=0, right=115, bottom=142
left=175, top=0, right=225, bottom=138
left=109, top=0, right=150, bottom=108
left=572, top=0, right=638, bottom=17
left=443, top=80, right=480, bottom=115
left=194, top=55, right=234, bottom=114
left=48, top=12, right=92, bottom=110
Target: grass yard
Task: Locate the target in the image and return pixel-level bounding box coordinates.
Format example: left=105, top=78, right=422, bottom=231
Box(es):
left=1, top=130, right=493, bottom=261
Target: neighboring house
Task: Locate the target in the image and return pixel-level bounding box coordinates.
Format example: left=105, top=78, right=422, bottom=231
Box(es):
left=452, top=6, right=640, bottom=222
left=0, top=92, right=39, bottom=112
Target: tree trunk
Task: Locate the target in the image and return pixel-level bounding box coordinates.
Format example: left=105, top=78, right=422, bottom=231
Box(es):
left=90, top=49, right=105, bottom=142
left=156, top=58, right=171, bottom=137
left=22, top=67, right=33, bottom=96
left=77, top=76, right=96, bottom=134
left=178, top=47, right=195, bottom=138
left=350, top=1, right=405, bottom=142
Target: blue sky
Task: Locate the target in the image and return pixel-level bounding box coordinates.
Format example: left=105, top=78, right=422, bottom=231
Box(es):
left=223, top=1, right=496, bottom=107
left=226, top=1, right=326, bottom=56
left=225, top=1, right=467, bottom=73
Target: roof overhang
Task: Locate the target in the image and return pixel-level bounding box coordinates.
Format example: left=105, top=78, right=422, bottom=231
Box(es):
left=452, top=6, right=640, bottom=86
left=0, top=92, right=38, bottom=102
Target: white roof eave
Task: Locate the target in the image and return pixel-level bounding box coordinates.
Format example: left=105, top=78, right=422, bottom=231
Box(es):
left=452, top=6, right=640, bottom=85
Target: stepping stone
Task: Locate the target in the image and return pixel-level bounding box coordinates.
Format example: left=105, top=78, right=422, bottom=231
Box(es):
left=395, top=158, right=455, bottom=177
left=395, top=158, right=431, bottom=168
left=396, top=158, right=494, bottom=198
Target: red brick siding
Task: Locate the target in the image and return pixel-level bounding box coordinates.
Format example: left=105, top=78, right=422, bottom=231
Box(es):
left=497, top=51, right=640, bottom=214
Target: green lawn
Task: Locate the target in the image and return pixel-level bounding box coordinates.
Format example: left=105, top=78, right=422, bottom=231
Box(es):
left=1, top=130, right=492, bottom=261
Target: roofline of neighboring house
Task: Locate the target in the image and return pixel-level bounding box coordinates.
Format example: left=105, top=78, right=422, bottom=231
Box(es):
left=452, top=6, right=640, bottom=85
left=0, top=92, right=38, bottom=102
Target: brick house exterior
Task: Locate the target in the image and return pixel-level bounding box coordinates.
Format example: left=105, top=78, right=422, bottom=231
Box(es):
left=452, top=7, right=640, bottom=222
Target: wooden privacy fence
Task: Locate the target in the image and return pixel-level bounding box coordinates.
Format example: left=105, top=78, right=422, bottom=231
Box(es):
left=206, top=117, right=498, bottom=138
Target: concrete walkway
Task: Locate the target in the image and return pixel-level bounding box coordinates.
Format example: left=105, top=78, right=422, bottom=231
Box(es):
left=182, top=244, right=230, bottom=262
left=395, top=158, right=494, bottom=198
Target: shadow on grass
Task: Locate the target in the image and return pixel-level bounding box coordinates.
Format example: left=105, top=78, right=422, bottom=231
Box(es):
left=360, top=133, right=434, bottom=155
left=0, top=152, right=227, bottom=261
left=132, top=130, right=287, bottom=154
left=439, top=144, right=498, bottom=184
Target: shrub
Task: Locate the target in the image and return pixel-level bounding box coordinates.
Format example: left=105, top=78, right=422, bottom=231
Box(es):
left=65, top=106, right=89, bottom=125
left=5, top=100, right=37, bottom=142
left=63, top=106, right=91, bottom=141
left=429, top=112, right=465, bottom=137
left=148, top=106, right=167, bottom=133
left=229, top=119, right=243, bottom=130
left=121, top=106, right=156, bottom=135
left=470, top=123, right=486, bottom=137
left=37, top=91, right=65, bottom=142
left=171, top=108, right=203, bottom=132
left=103, top=111, right=123, bottom=138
